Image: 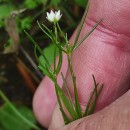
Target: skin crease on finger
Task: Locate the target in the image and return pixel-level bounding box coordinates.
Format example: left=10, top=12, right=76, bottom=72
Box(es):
left=33, top=0, right=130, bottom=128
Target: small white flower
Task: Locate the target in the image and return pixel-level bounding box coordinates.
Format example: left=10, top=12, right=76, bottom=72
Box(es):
left=46, top=10, right=62, bottom=22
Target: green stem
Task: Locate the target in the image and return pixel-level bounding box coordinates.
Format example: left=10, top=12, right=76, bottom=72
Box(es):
left=61, top=72, right=76, bottom=112
left=54, top=22, right=58, bottom=42
left=67, top=54, right=82, bottom=117
left=56, top=22, right=66, bottom=41
left=54, top=81, right=70, bottom=124
left=54, top=45, right=57, bottom=72
left=0, top=91, right=41, bottom=130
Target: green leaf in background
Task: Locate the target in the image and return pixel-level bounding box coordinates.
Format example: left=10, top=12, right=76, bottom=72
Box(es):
left=0, top=103, right=36, bottom=130
left=24, top=0, right=46, bottom=9
left=39, top=44, right=58, bottom=68
left=0, top=4, right=14, bottom=19
left=50, top=0, right=61, bottom=6
left=20, top=17, right=32, bottom=30
left=75, top=0, right=88, bottom=8
left=24, top=0, right=37, bottom=9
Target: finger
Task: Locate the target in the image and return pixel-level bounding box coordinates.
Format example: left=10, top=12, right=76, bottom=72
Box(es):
left=49, top=0, right=130, bottom=129
left=59, top=90, right=130, bottom=130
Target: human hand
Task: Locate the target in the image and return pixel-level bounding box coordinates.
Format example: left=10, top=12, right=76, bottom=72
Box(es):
left=33, top=0, right=130, bottom=129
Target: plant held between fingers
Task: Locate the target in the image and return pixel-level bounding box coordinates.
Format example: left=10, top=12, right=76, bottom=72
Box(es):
left=25, top=4, right=104, bottom=125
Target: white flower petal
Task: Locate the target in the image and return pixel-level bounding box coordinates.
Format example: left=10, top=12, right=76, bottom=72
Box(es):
left=50, top=10, right=55, bottom=15
left=46, top=12, right=50, bottom=18
left=50, top=10, right=55, bottom=22
left=55, top=10, right=62, bottom=21
left=46, top=12, right=51, bottom=21
left=46, top=10, right=62, bottom=22
left=56, top=10, right=60, bottom=16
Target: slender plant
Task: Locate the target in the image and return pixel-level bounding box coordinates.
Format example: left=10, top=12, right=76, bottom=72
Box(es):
left=25, top=3, right=104, bottom=124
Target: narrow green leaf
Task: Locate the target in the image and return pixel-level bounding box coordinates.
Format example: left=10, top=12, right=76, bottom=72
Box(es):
left=34, top=45, right=45, bottom=70
left=55, top=83, right=79, bottom=119
left=41, top=23, right=53, bottom=35
left=55, top=49, right=62, bottom=75
left=65, top=33, right=69, bottom=44
left=84, top=75, right=103, bottom=116
left=54, top=83, right=70, bottom=124
left=37, top=21, right=53, bottom=41
left=83, top=83, right=99, bottom=116
left=73, top=2, right=90, bottom=48
left=59, top=107, right=70, bottom=124
left=34, top=45, right=51, bottom=77
left=73, top=19, right=103, bottom=51
left=73, top=76, right=82, bottom=117
left=56, top=22, right=66, bottom=41
left=24, top=30, right=52, bottom=70
left=88, top=84, right=104, bottom=115
left=92, top=74, right=98, bottom=96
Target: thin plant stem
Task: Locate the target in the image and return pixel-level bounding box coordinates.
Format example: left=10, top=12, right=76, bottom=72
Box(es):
left=20, top=46, right=43, bottom=79
left=34, top=45, right=51, bottom=78
left=54, top=22, right=58, bottom=42
left=53, top=45, right=57, bottom=72
left=54, top=81, right=70, bottom=124
left=67, top=54, right=82, bottom=117
left=56, top=22, right=66, bottom=41
left=37, top=21, right=53, bottom=41
left=55, top=49, right=62, bottom=75
left=61, top=72, right=76, bottom=113
left=24, top=30, right=53, bottom=72
left=54, top=79, right=79, bottom=120
left=53, top=23, right=63, bottom=75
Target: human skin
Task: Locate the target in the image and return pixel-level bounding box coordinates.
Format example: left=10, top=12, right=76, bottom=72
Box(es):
left=33, top=0, right=130, bottom=129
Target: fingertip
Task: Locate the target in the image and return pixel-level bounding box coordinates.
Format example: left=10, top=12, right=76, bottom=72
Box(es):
left=33, top=77, right=57, bottom=128
left=49, top=104, right=65, bottom=130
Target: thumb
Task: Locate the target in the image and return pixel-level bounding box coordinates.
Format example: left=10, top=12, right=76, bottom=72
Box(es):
left=49, top=0, right=130, bottom=129
left=59, top=90, right=130, bottom=130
